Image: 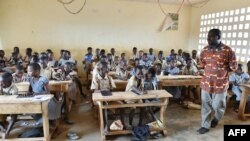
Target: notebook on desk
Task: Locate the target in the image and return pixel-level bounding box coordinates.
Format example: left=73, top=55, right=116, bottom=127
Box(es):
left=101, top=90, right=112, bottom=96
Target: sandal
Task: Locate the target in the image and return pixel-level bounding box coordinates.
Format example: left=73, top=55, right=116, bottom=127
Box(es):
left=67, top=132, right=80, bottom=140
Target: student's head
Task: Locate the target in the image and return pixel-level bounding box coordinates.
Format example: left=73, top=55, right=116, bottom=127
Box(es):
left=192, top=50, right=197, bottom=57
left=134, top=58, right=140, bottom=66
left=114, top=56, right=119, bottom=63
left=100, top=49, right=105, bottom=56
left=119, top=60, right=127, bottom=70
left=99, top=62, right=109, bottom=77
left=63, top=50, right=70, bottom=59
left=149, top=48, right=153, bottom=54
left=13, top=46, right=20, bottom=54
left=146, top=67, right=156, bottom=79
left=142, top=53, right=148, bottom=61
left=16, top=64, right=24, bottom=74
left=236, top=64, right=243, bottom=74
left=135, top=65, right=144, bottom=79
left=27, top=63, right=41, bottom=77
left=158, top=50, right=163, bottom=55
left=178, top=49, right=182, bottom=55
left=40, top=52, right=48, bottom=59
left=133, top=47, right=137, bottom=54
left=0, top=50, right=5, bottom=57
left=64, top=62, right=72, bottom=72
left=96, top=48, right=100, bottom=55
left=170, top=49, right=175, bottom=55
left=60, top=49, right=65, bottom=56
left=154, top=63, right=162, bottom=73
left=26, top=48, right=32, bottom=56
left=121, top=53, right=126, bottom=59
left=111, top=48, right=115, bottom=55
left=139, top=50, right=144, bottom=57
left=0, top=72, right=13, bottom=88
left=100, top=55, right=108, bottom=63
left=186, top=58, right=192, bottom=67
left=87, top=47, right=92, bottom=54
left=33, top=52, right=39, bottom=56
left=0, top=60, right=6, bottom=68
left=39, top=56, right=48, bottom=69
left=107, top=53, right=112, bottom=61
left=30, top=55, right=39, bottom=64
left=184, top=53, right=191, bottom=61
left=170, top=59, right=176, bottom=68
left=47, top=51, right=54, bottom=60
left=46, top=49, right=52, bottom=54
left=207, top=28, right=221, bottom=46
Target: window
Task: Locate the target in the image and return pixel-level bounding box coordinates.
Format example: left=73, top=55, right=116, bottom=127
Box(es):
left=198, top=7, right=250, bottom=62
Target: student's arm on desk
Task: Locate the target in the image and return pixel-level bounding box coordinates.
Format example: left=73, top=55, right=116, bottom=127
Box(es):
left=130, top=86, right=147, bottom=95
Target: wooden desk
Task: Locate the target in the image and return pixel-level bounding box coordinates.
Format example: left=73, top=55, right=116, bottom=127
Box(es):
left=0, top=95, right=53, bottom=141
left=92, top=90, right=172, bottom=141
left=157, top=75, right=202, bottom=100
left=157, top=75, right=202, bottom=88
left=238, top=83, right=250, bottom=120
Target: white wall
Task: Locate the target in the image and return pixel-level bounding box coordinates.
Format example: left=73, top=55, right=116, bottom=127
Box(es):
left=0, top=0, right=191, bottom=60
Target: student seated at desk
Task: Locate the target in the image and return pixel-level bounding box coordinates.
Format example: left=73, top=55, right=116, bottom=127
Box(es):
left=154, top=63, right=164, bottom=76
left=23, top=48, right=32, bottom=64
left=0, top=50, right=8, bottom=62
left=181, top=58, right=200, bottom=103
left=165, top=59, right=182, bottom=100
left=0, top=60, right=13, bottom=74
left=54, top=62, right=85, bottom=99
left=115, top=60, right=129, bottom=80
left=27, top=63, right=61, bottom=124
left=139, top=53, right=153, bottom=70
left=0, top=72, right=18, bottom=139
left=125, top=65, right=147, bottom=126
left=91, top=62, right=125, bottom=132
left=47, top=51, right=58, bottom=68
left=182, top=58, right=199, bottom=76
left=229, top=64, right=250, bottom=112
left=39, top=56, right=55, bottom=80
left=30, top=54, right=39, bottom=64
left=92, top=55, right=110, bottom=80
left=58, top=50, right=76, bottom=66
left=142, top=67, right=164, bottom=132
left=110, top=56, right=119, bottom=71
left=12, top=64, right=29, bottom=83
left=165, top=58, right=180, bottom=75
left=130, top=58, right=140, bottom=77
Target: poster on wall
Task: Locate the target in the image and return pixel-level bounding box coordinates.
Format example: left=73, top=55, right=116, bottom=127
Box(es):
left=166, top=13, right=179, bottom=30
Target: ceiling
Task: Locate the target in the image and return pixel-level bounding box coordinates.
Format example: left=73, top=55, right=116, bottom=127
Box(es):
left=125, top=0, right=209, bottom=5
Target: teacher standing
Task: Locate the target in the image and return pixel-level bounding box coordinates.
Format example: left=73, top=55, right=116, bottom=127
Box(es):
left=197, top=28, right=237, bottom=134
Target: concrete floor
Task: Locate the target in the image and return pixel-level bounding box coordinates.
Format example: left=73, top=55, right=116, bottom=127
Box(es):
left=51, top=97, right=250, bottom=141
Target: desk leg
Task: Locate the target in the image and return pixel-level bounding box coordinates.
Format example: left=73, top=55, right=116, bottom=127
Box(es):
left=98, top=102, right=106, bottom=141
left=160, top=98, right=169, bottom=136
left=238, top=86, right=248, bottom=120
left=42, top=101, right=50, bottom=141
left=196, top=86, right=201, bottom=104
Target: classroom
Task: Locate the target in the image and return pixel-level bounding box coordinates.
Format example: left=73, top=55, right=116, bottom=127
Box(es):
left=0, top=0, right=250, bottom=140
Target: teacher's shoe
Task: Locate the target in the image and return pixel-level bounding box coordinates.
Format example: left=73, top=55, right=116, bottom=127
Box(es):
left=211, top=118, right=218, bottom=128
left=197, top=127, right=209, bottom=134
